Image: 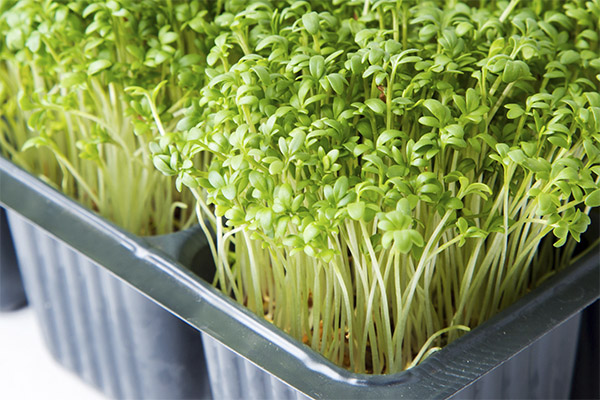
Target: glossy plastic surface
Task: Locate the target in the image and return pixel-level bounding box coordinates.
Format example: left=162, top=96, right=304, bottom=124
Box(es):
left=1, top=156, right=598, bottom=399
left=0, top=206, right=26, bottom=311
left=6, top=211, right=213, bottom=399
left=200, top=313, right=582, bottom=400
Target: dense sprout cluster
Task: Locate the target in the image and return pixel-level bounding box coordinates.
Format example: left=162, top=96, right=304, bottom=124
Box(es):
left=150, top=0, right=600, bottom=373
left=0, top=0, right=221, bottom=233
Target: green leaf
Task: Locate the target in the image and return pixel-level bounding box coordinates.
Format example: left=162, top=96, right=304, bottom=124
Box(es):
left=423, top=99, right=448, bottom=120
left=537, top=193, right=557, bottom=216
left=82, top=3, right=103, bottom=17
left=182, top=173, right=198, bottom=188
left=6, top=29, right=24, bottom=50
left=305, top=94, right=328, bottom=106
left=249, top=171, right=268, bottom=193
left=502, top=60, right=529, bottom=83
left=418, top=116, right=440, bottom=128
left=187, top=128, right=202, bottom=141
left=177, top=117, right=198, bottom=131
left=22, top=136, right=49, bottom=151
left=257, top=209, right=273, bottom=230
left=548, top=135, right=569, bottom=149
left=303, top=223, right=320, bottom=243
left=309, top=55, right=325, bottom=78
left=327, top=74, right=346, bottom=95
left=457, top=217, right=468, bottom=233
left=208, top=171, right=225, bottom=188
left=222, top=184, right=237, bottom=200
left=409, top=230, right=424, bottom=248
left=348, top=202, right=365, bottom=220
left=302, top=12, right=320, bottom=35
left=365, top=98, right=386, bottom=114
left=87, top=59, right=112, bottom=76
left=456, top=22, right=472, bottom=36
left=377, top=130, right=405, bottom=147
left=252, top=66, right=271, bottom=85
left=153, top=156, right=175, bottom=176
left=269, top=160, right=284, bottom=175
left=560, top=50, right=580, bottom=65
left=393, top=230, right=412, bottom=254
left=381, top=231, right=394, bottom=249
left=238, top=96, right=258, bottom=106
left=333, top=177, right=348, bottom=200
left=507, top=149, right=526, bottom=164
left=446, top=197, right=463, bottom=210
left=256, top=35, right=286, bottom=51
left=25, top=32, right=41, bottom=53
left=160, top=31, right=179, bottom=45
left=289, top=130, right=306, bottom=154
left=505, top=104, right=525, bottom=119
left=585, top=189, right=600, bottom=207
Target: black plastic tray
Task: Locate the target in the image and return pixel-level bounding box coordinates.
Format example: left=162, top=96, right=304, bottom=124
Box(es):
left=0, top=206, right=26, bottom=311
left=6, top=209, right=213, bottom=399
left=1, top=156, right=598, bottom=399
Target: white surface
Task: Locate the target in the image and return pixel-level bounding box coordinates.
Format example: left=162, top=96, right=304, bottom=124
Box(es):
left=0, top=307, right=106, bottom=400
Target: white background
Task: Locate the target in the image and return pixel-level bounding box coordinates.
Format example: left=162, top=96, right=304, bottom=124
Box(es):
left=0, top=307, right=105, bottom=400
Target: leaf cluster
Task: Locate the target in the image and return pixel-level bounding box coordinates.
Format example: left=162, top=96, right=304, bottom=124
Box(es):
left=0, top=0, right=224, bottom=233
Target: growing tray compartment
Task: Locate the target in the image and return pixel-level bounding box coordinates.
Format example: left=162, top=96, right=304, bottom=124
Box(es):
left=5, top=211, right=213, bottom=399
left=1, top=156, right=598, bottom=399
left=200, top=312, right=581, bottom=400
left=0, top=206, right=27, bottom=311
left=2, top=163, right=213, bottom=399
